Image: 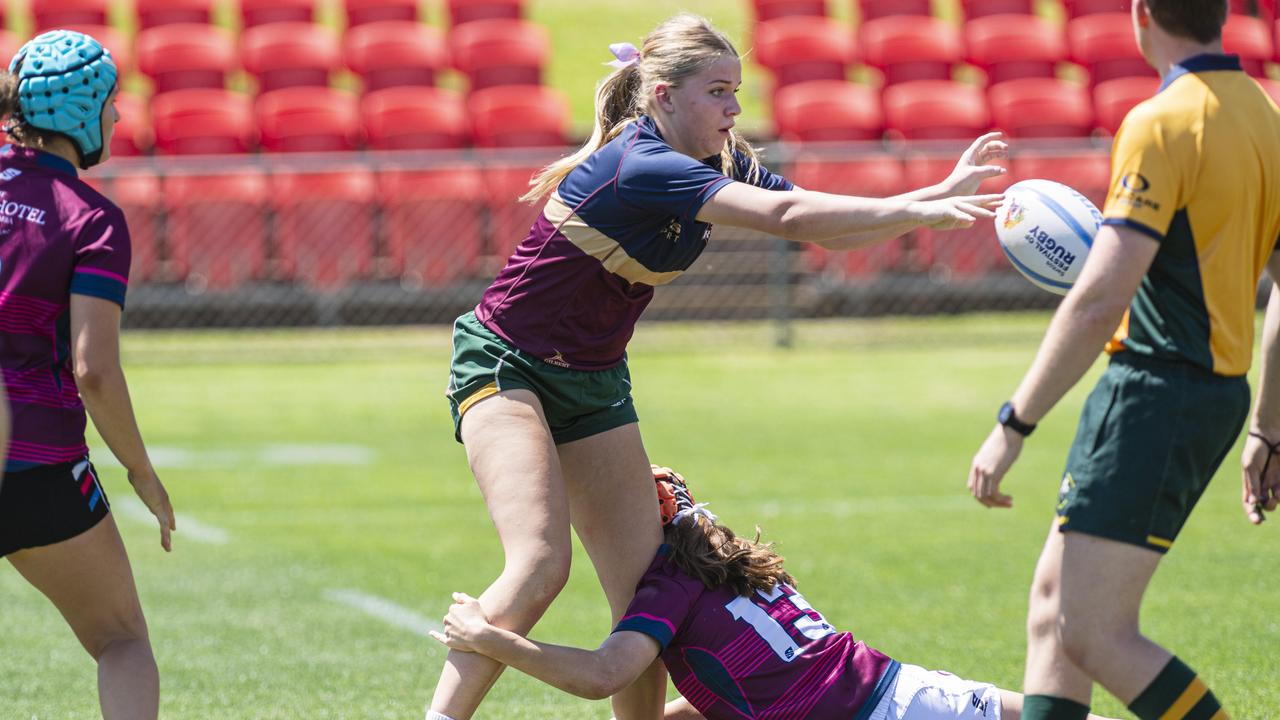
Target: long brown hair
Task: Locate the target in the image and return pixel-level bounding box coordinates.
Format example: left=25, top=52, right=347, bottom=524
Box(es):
left=521, top=13, right=761, bottom=203
left=664, top=514, right=795, bottom=597
left=0, top=70, right=58, bottom=150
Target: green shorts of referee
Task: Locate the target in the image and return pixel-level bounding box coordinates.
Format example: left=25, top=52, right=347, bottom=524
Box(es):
left=445, top=311, right=639, bottom=445
left=1056, top=352, right=1250, bottom=554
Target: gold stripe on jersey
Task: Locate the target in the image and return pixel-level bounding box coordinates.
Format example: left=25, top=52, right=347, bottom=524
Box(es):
left=1103, top=59, right=1280, bottom=376
left=543, top=193, right=683, bottom=287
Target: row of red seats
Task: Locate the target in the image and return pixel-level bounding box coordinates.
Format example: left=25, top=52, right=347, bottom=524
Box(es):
left=8, top=0, right=523, bottom=32
left=110, top=84, right=569, bottom=155
left=775, top=74, right=1280, bottom=140
left=0, top=17, right=548, bottom=97
left=754, top=0, right=1275, bottom=22
left=756, top=13, right=1279, bottom=95
left=94, top=161, right=549, bottom=291
left=796, top=150, right=1112, bottom=278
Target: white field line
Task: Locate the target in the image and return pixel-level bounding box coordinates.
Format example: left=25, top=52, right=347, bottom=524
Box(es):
left=114, top=496, right=231, bottom=545
left=91, top=443, right=377, bottom=470
left=325, top=589, right=442, bottom=637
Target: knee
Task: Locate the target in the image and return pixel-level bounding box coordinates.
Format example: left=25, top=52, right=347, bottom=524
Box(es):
left=1026, top=572, right=1060, bottom=644
left=81, top=608, right=150, bottom=661
left=502, top=550, right=571, bottom=614
left=1056, top=610, right=1137, bottom=675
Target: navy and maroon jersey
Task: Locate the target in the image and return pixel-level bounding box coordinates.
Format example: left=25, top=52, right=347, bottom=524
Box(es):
left=615, top=547, right=899, bottom=720
left=0, top=144, right=131, bottom=472
left=476, top=115, right=792, bottom=370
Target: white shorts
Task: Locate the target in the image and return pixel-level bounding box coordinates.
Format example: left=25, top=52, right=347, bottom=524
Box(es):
left=865, top=663, right=1002, bottom=720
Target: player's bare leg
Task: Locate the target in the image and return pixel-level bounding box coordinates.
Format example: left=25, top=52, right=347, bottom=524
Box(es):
left=429, top=390, right=572, bottom=720
left=1024, top=524, right=1096, bottom=706
left=559, top=422, right=666, bottom=720
left=9, top=514, right=158, bottom=720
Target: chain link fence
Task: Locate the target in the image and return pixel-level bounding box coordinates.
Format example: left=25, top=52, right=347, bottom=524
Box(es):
left=90, top=139, right=1118, bottom=332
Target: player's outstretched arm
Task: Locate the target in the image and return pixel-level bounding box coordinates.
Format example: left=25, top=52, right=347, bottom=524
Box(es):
left=893, top=132, right=1010, bottom=202
left=1241, top=251, right=1280, bottom=524
left=697, top=181, right=1001, bottom=250
left=432, top=593, right=658, bottom=701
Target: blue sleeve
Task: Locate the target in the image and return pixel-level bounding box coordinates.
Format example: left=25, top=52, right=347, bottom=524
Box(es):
left=612, top=569, right=698, bottom=654
left=617, top=144, right=735, bottom=223
left=731, top=151, right=793, bottom=192
left=70, top=207, right=131, bottom=308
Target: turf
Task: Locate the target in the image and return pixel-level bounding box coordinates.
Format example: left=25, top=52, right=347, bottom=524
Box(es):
left=1, top=315, right=1276, bottom=718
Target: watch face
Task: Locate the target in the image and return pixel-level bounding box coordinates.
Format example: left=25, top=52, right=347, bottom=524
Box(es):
left=998, top=403, right=1013, bottom=424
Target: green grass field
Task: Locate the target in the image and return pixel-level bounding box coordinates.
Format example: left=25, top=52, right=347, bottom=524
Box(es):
left=2, top=316, right=1277, bottom=718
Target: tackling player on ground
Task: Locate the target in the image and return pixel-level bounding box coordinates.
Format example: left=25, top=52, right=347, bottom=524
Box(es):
left=0, top=30, right=174, bottom=719
left=967, top=1, right=1280, bottom=718
left=434, top=466, right=1118, bottom=720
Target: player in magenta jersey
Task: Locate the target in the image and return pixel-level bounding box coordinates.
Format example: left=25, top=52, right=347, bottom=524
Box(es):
left=434, top=466, right=1119, bottom=720
left=0, top=30, right=173, bottom=720
left=436, top=13, right=1008, bottom=720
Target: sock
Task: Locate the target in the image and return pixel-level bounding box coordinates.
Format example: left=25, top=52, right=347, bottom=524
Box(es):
left=1022, top=694, right=1091, bottom=720
left=425, top=712, right=457, bottom=720
left=1129, top=656, right=1227, bottom=720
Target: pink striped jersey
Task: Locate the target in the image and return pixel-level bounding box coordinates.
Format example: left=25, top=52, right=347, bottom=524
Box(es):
left=614, top=546, right=899, bottom=720
left=0, top=144, right=131, bottom=473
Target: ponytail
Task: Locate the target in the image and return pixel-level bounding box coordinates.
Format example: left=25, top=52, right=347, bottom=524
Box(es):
left=522, top=62, right=642, bottom=203
left=665, top=515, right=795, bottom=597
left=0, top=67, right=58, bottom=150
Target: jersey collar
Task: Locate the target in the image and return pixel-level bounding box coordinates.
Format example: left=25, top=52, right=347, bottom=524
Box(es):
left=1158, top=53, right=1243, bottom=93
left=0, top=143, right=78, bottom=177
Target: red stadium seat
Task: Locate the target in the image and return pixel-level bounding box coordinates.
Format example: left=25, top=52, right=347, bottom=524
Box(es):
left=51, top=25, right=131, bottom=75
left=483, top=159, right=556, bottom=260
left=988, top=78, right=1094, bottom=138
left=378, top=166, right=485, bottom=284
left=861, top=16, right=964, bottom=86
left=1223, top=14, right=1274, bottom=76
left=152, top=89, right=256, bottom=154
left=136, top=24, right=236, bottom=94
left=1092, top=75, right=1159, bottom=134
left=240, top=0, right=316, bottom=28
left=271, top=170, right=378, bottom=289
left=449, top=18, right=549, bottom=91
left=0, top=30, right=18, bottom=66
left=1013, top=151, right=1111, bottom=208
left=468, top=84, right=568, bottom=148
left=789, top=154, right=907, bottom=275
left=257, top=87, right=361, bottom=152
left=752, top=0, right=828, bottom=21
left=1258, top=77, right=1280, bottom=105
left=1062, top=0, right=1128, bottom=16
left=908, top=152, right=1013, bottom=276
left=754, top=17, right=855, bottom=91
left=163, top=172, right=270, bottom=290
left=1231, top=0, right=1274, bottom=19
left=88, top=174, right=162, bottom=283
left=345, top=20, right=447, bottom=91
left=135, top=0, right=214, bottom=29
left=965, top=14, right=1066, bottom=85
left=32, top=0, right=109, bottom=30
left=345, top=0, right=422, bottom=27
left=109, top=92, right=153, bottom=157
left=856, top=0, right=931, bottom=20
left=959, top=0, right=1035, bottom=18
left=447, top=0, right=523, bottom=26
left=1068, top=13, right=1156, bottom=85
left=243, top=22, right=341, bottom=92
left=362, top=86, right=468, bottom=149
left=773, top=80, right=882, bottom=141
left=883, top=80, right=990, bottom=140
left=1277, top=17, right=1280, bottom=57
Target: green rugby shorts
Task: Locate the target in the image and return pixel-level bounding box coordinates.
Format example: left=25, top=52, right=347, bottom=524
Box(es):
left=1056, top=352, right=1250, bottom=553
left=445, top=311, right=639, bottom=445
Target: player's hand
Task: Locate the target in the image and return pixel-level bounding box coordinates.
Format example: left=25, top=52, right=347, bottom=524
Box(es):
left=968, top=424, right=1021, bottom=508
left=915, top=195, right=1003, bottom=230
left=942, top=132, right=1009, bottom=197
left=128, top=466, right=175, bottom=551
left=1240, top=432, right=1280, bottom=525
left=430, top=592, right=491, bottom=653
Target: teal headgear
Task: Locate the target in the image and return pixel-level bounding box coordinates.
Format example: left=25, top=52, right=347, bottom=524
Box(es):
left=9, top=30, right=117, bottom=168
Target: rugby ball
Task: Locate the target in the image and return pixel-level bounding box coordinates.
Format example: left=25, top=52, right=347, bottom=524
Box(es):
left=994, top=179, right=1102, bottom=295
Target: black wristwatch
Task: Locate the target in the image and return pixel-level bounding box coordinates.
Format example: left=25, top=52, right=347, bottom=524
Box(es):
left=997, top=402, right=1036, bottom=437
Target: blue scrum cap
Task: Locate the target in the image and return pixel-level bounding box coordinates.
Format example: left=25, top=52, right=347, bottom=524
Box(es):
left=10, top=30, right=117, bottom=168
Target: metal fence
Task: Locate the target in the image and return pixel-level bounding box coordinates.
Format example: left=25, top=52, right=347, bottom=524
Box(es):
left=88, top=138, right=1118, bottom=331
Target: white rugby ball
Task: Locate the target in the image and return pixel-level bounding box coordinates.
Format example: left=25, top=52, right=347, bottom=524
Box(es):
left=994, top=179, right=1102, bottom=296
